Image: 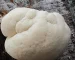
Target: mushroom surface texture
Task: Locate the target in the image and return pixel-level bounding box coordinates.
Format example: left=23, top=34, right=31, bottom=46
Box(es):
left=1, top=7, right=71, bottom=60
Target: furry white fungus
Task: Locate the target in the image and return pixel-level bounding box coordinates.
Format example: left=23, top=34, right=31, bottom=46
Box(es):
left=1, top=7, right=71, bottom=60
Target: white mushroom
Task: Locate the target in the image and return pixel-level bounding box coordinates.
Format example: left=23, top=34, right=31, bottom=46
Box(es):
left=1, top=7, right=71, bottom=60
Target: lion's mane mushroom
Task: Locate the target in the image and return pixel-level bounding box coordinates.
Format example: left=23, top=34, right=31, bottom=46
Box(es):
left=1, top=7, right=71, bottom=60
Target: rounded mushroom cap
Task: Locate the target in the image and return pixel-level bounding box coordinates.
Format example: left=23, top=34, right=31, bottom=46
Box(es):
left=1, top=7, right=71, bottom=60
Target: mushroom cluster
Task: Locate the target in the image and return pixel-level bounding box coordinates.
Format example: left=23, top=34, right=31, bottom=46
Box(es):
left=1, top=7, right=71, bottom=60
